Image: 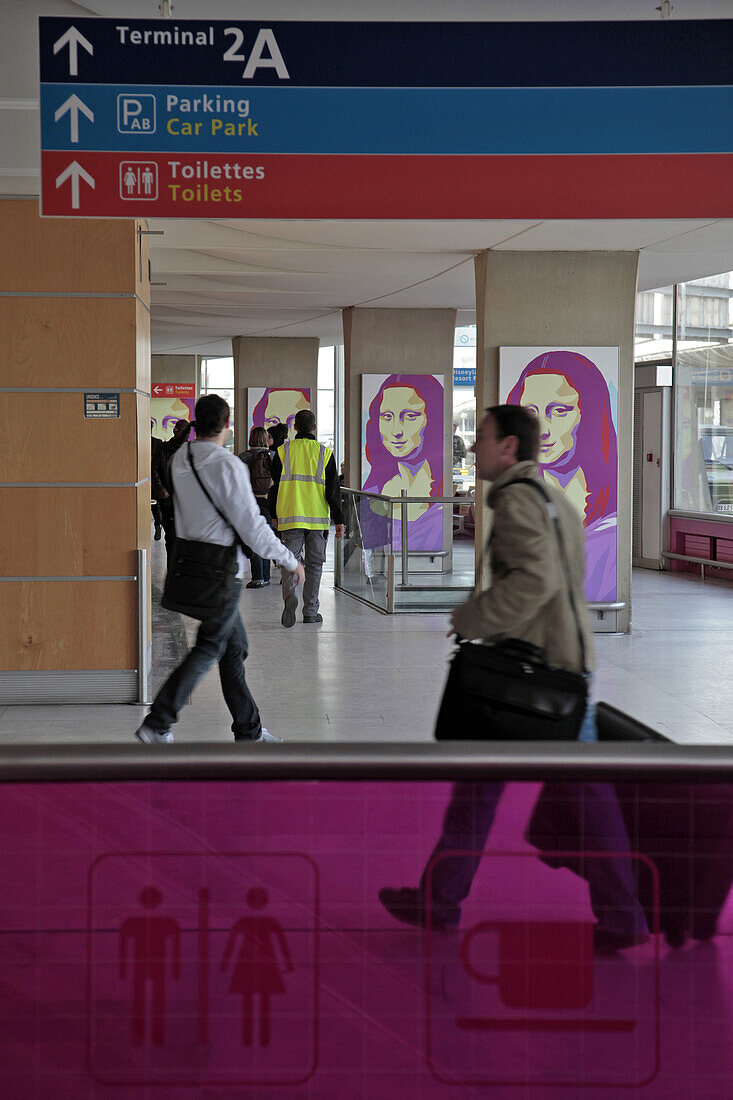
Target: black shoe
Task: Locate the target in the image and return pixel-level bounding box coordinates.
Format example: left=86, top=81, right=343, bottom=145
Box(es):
left=281, top=594, right=297, bottom=628
left=153, top=527, right=162, bottom=541
left=593, top=928, right=650, bottom=955
left=378, top=887, right=452, bottom=932
left=246, top=580, right=265, bottom=589
left=303, top=613, right=323, bottom=624
left=261, top=579, right=271, bottom=587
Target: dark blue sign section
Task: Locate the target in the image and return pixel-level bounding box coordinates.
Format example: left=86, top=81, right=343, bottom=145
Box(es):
left=39, top=17, right=733, bottom=88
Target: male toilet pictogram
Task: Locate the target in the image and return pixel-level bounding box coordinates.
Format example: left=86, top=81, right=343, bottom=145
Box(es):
left=119, top=886, right=180, bottom=1046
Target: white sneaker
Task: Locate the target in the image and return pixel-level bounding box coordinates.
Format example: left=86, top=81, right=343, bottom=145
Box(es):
left=255, top=728, right=283, bottom=743
left=135, top=723, right=174, bottom=744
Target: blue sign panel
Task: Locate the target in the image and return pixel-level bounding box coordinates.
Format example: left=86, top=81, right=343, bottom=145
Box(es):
left=41, top=83, right=733, bottom=156
left=454, top=367, right=476, bottom=387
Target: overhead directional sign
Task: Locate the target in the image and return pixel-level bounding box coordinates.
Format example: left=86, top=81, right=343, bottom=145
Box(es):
left=39, top=16, right=733, bottom=219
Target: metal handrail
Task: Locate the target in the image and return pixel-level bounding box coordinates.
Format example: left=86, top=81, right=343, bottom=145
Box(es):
left=1, top=742, right=733, bottom=783
left=342, top=487, right=474, bottom=506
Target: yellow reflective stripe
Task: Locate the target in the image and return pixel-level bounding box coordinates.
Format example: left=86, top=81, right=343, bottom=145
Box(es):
left=282, top=441, right=292, bottom=479
left=282, top=473, right=326, bottom=484
left=315, top=444, right=326, bottom=480
left=278, top=515, right=329, bottom=525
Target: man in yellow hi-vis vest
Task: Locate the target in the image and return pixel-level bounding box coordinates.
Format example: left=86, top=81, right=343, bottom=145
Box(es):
left=268, top=409, right=344, bottom=626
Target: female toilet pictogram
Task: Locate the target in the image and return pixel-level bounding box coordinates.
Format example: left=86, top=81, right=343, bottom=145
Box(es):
left=221, top=886, right=294, bottom=1047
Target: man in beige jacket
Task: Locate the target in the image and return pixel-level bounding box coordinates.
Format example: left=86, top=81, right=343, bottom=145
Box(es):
left=450, top=405, right=593, bottom=681
left=380, top=405, right=648, bottom=952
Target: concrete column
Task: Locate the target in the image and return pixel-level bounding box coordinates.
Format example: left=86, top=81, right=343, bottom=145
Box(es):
left=342, top=307, right=457, bottom=567
left=0, top=199, right=151, bottom=702
left=232, top=336, right=319, bottom=451
left=474, top=250, right=639, bottom=632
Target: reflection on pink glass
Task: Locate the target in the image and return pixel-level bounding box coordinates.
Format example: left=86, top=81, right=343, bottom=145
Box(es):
left=221, top=886, right=295, bottom=1048
left=119, top=886, right=180, bottom=1047
left=0, top=781, right=731, bottom=1099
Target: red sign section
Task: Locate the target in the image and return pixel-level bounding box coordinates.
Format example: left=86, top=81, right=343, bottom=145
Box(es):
left=42, top=150, right=733, bottom=220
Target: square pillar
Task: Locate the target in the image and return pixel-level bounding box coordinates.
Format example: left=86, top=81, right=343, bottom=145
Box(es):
left=0, top=199, right=151, bottom=702
left=474, top=250, right=639, bottom=632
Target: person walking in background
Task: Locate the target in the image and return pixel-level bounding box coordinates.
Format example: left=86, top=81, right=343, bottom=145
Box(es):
left=267, top=422, right=288, bottom=455
left=268, top=409, right=344, bottom=626
left=452, top=422, right=467, bottom=467
left=152, top=418, right=191, bottom=566
left=151, top=433, right=164, bottom=540
left=135, top=395, right=304, bottom=745
left=239, top=426, right=275, bottom=589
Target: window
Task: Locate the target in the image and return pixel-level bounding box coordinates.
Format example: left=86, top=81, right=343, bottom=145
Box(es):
left=317, top=346, right=336, bottom=453
left=673, top=273, right=733, bottom=515
left=200, top=357, right=235, bottom=450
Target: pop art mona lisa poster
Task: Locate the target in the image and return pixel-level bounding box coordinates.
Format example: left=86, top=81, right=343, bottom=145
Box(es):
left=361, top=373, right=445, bottom=553
left=499, top=347, right=619, bottom=603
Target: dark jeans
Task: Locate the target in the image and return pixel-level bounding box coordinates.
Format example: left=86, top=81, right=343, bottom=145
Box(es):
left=247, top=499, right=273, bottom=583
left=419, top=781, right=648, bottom=936
left=147, top=579, right=262, bottom=740
left=159, top=498, right=176, bottom=568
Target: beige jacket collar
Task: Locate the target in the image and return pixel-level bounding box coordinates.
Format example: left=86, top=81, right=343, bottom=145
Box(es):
left=487, top=461, right=541, bottom=507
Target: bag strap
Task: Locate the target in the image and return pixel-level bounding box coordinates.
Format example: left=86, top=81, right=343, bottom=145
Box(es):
left=510, top=477, right=588, bottom=674
left=185, top=444, right=245, bottom=552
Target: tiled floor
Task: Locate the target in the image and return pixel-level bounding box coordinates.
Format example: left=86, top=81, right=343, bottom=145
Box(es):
left=1, top=557, right=732, bottom=745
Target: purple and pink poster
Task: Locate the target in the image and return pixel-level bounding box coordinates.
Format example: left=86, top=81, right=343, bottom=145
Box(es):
left=247, top=387, right=311, bottom=442
left=361, top=373, right=445, bottom=552
left=150, top=383, right=196, bottom=441
left=499, top=347, right=619, bottom=603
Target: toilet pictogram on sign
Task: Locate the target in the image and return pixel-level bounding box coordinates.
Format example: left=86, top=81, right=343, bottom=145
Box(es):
left=119, top=161, right=158, bottom=199
left=87, top=851, right=318, bottom=1087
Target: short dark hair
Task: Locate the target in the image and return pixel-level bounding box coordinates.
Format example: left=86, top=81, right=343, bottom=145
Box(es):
left=195, top=394, right=229, bottom=437
left=268, top=423, right=288, bottom=450
left=486, top=404, right=540, bottom=463
left=294, top=409, right=316, bottom=435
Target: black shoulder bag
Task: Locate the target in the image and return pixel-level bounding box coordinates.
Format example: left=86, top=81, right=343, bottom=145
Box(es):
left=161, top=445, right=242, bottom=621
left=434, top=478, right=589, bottom=741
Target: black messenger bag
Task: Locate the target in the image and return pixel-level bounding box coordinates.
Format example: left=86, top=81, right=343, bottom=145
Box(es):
left=161, top=445, right=241, bottom=621
left=434, top=479, right=588, bottom=742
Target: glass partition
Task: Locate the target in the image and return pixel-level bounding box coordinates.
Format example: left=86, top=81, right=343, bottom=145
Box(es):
left=2, top=747, right=732, bottom=1096
left=337, top=488, right=475, bottom=612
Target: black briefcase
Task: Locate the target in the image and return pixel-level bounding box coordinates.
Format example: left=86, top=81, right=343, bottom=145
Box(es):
left=161, top=537, right=238, bottom=620
left=434, top=638, right=588, bottom=741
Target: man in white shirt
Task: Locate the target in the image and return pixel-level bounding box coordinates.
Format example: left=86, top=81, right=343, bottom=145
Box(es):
left=135, top=395, right=304, bottom=745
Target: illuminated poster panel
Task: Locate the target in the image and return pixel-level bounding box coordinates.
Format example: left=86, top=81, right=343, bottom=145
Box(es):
left=150, top=382, right=195, bottom=440
left=499, top=347, right=619, bottom=603
left=247, top=387, right=311, bottom=442
left=361, top=373, right=445, bottom=553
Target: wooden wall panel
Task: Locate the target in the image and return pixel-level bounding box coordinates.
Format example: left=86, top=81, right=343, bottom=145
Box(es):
left=0, top=201, right=137, bottom=292
left=0, top=581, right=137, bottom=670
left=0, top=488, right=137, bottom=577
left=136, top=478, right=152, bottom=554
left=137, top=392, right=152, bottom=485
left=136, top=298, right=151, bottom=393
left=135, top=219, right=151, bottom=309
left=0, top=297, right=138, bottom=388
left=0, top=393, right=139, bottom=483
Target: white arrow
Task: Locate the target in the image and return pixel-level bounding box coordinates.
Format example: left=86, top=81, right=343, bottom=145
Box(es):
left=54, top=94, right=94, bottom=144
left=55, top=161, right=95, bottom=210
left=153, top=385, right=163, bottom=395
left=52, top=26, right=94, bottom=77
